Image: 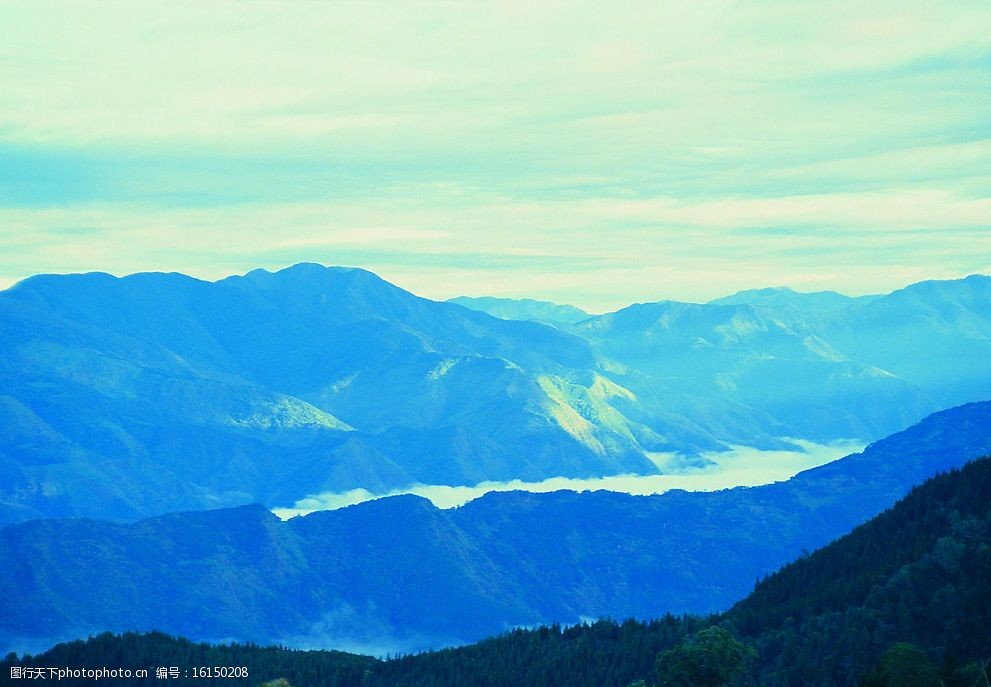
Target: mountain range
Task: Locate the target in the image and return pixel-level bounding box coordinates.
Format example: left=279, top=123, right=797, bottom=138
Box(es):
left=1, top=265, right=990, bottom=525
left=447, top=295, right=591, bottom=325
left=8, top=448, right=991, bottom=686
left=2, top=399, right=988, bottom=656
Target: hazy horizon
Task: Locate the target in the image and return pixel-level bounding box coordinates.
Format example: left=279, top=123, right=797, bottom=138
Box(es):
left=5, top=261, right=988, bottom=314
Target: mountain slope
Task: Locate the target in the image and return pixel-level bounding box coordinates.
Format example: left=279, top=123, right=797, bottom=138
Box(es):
left=576, top=275, right=991, bottom=441
left=7, top=454, right=990, bottom=687
left=363, top=455, right=991, bottom=687
left=3, top=267, right=990, bottom=525
left=0, top=265, right=667, bottom=524
left=826, top=274, right=991, bottom=407
left=2, top=400, right=989, bottom=655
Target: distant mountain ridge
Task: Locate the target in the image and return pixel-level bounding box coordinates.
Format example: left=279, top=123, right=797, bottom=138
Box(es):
left=448, top=295, right=592, bottom=325
left=573, top=274, right=991, bottom=440
left=708, top=285, right=882, bottom=311
left=2, top=399, right=988, bottom=655
left=1, top=265, right=990, bottom=524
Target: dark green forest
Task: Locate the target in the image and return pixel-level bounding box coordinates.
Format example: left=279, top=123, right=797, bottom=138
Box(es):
left=5, top=456, right=990, bottom=687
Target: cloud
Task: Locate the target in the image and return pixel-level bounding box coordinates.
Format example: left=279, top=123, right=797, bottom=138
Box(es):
left=2, top=184, right=988, bottom=310
left=277, top=602, right=463, bottom=657
left=2, top=2, right=986, bottom=142
left=271, top=439, right=865, bottom=518
left=0, top=1, right=988, bottom=308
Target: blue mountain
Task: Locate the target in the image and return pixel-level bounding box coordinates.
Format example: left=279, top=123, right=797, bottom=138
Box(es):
left=0, top=265, right=662, bottom=524
left=2, top=266, right=990, bottom=524
left=575, top=275, right=991, bottom=440
left=708, top=285, right=881, bottom=311
left=2, top=400, right=988, bottom=655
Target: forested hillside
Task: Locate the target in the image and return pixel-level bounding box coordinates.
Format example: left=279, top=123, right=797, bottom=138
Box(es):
left=7, top=456, right=989, bottom=687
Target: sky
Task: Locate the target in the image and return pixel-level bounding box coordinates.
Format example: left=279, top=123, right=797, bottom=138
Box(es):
left=1, top=1, right=989, bottom=311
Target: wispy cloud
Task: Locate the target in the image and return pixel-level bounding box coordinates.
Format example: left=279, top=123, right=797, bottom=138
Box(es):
left=2, top=186, right=986, bottom=309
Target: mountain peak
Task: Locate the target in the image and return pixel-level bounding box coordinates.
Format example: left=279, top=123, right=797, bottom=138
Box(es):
left=220, top=263, right=399, bottom=298
left=239, top=262, right=362, bottom=282
left=274, top=262, right=363, bottom=278
left=738, top=286, right=796, bottom=295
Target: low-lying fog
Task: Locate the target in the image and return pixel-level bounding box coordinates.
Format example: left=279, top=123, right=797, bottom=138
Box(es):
left=272, top=439, right=864, bottom=520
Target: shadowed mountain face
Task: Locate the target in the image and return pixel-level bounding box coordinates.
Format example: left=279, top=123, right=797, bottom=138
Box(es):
left=5, top=452, right=991, bottom=687
left=2, top=400, right=989, bottom=655
left=1, top=265, right=990, bottom=524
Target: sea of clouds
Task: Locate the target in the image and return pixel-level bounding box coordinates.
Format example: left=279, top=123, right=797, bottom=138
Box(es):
left=272, top=438, right=864, bottom=519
